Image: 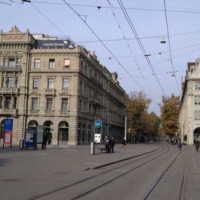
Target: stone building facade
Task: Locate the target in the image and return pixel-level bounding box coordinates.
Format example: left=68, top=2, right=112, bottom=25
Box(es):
left=179, top=59, right=200, bottom=145
left=0, top=27, right=126, bottom=146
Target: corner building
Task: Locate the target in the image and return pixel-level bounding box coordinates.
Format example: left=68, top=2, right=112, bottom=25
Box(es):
left=179, top=59, right=200, bottom=145
left=0, top=27, right=126, bottom=146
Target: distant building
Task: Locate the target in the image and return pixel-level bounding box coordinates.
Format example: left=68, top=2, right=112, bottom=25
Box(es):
left=179, top=59, right=200, bottom=144
left=0, top=26, right=126, bottom=146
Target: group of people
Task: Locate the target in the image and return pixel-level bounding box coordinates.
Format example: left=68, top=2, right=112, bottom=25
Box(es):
left=105, top=136, right=115, bottom=153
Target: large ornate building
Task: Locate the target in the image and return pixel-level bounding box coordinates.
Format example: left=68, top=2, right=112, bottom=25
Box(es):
left=179, top=59, right=200, bottom=145
left=0, top=26, right=126, bottom=146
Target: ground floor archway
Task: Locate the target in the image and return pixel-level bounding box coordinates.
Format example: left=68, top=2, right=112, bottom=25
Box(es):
left=194, top=127, right=200, bottom=144
left=58, top=121, right=69, bottom=143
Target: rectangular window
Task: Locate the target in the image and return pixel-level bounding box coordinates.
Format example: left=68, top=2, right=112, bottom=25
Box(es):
left=49, top=59, right=55, bottom=69
left=195, top=81, right=200, bottom=90
left=7, top=77, right=14, bottom=88
left=34, top=59, right=40, bottom=69
left=8, top=59, right=15, bottom=68
left=194, top=96, right=200, bottom=105
left=195, top=110, right=200, bottom=120
left=62, top=78, right=69, bottom=89
left=0, top=97, right=2, bottom=109
left=5, top=97, right=11, bottom=109
left=31, top=98, right=38, bottom=110
left=61, top=98, right=68, bottom=111
left=79, top=99, right=82, bottom=111
left=46, top=98, right=53, bottom=111
left=64, top=59, right=70, bottom=68
left=33, top=79, right=39, bottom=89
left=16, top=58, right=20, bottom=66
left=3, top=58, right=8, bottom=68
left=48, top=78, right=54, bottom=89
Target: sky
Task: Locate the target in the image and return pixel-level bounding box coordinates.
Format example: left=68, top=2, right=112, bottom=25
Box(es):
left=1, top=0, right=200, bottom=115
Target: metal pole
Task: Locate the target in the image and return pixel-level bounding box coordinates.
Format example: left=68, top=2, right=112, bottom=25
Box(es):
left=124, top=109, right=127, bottom=140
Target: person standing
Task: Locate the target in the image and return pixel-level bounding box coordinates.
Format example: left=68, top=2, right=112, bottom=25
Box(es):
left=110, top=137, right=115, bottom=153
left=42, top=134, right=48, bottom=149
left=105, top=136, right=110, bottom=153
left=195, top=138, right=200, bottom=152
left=177, top=139, right=182, bottom=151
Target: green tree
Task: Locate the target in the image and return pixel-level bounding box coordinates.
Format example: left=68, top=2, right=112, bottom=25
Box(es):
left=160, top=94, right=180, bottom=139
left=127, top=91, right=151, bottom=142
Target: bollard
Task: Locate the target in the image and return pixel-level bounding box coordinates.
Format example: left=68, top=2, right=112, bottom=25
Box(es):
left=90, top=142, right=95, bottom=155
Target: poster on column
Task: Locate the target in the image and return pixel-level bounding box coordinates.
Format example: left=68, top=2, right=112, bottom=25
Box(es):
left=4, top=131, right=12, bottom=144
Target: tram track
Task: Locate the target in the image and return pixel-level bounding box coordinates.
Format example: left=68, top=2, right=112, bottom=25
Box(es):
left=28, top=147, right=170, bottom=200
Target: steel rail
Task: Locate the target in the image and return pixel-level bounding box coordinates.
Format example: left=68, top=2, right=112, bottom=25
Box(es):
left=28, top=148, right=168, bottom=200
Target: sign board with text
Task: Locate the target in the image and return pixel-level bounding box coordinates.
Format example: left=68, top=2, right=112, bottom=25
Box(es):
left=4, top=131, right=12, bottom=144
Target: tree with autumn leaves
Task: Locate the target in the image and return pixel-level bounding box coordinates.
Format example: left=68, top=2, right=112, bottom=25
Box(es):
left=126, top=91, right=161, bottom=143
left=160, top=94, right=180, bottom=139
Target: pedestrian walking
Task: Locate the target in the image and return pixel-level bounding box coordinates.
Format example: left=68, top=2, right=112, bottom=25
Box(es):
left=195, top=138, right=200, bottom=152
left=122, top=137, right=126, bottom=150
left=177, top=139, right=182, bottom=151
left=110, top=137, right=115, bottom=153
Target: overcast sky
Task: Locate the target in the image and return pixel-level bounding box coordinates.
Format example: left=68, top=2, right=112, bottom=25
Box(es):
left=1, top=0, right=200, bottom=115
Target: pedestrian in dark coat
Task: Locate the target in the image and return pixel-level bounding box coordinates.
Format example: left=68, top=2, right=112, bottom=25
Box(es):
left=177, top=139, right=182, bottom=151
left=195, top=139, right=199, bottom=152
left=105, top=136, right=110, bottom=153
left=110, top=137, right=115, bottom=153
left=42, top=134, right=48, bottom=149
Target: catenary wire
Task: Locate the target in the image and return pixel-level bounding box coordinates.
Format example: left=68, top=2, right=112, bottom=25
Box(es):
left=106, top=0, right=145, bottom=80
left=25, top=1, right=200, bottom=14
left=117, top=0, right=166, bottom=96
left=62, top=0, right=159, bottom=105
left=163, top=0, right=180, bottom=95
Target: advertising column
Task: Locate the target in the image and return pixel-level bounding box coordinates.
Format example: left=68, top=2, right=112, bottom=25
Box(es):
left=3, top=119, right=13, bottom=149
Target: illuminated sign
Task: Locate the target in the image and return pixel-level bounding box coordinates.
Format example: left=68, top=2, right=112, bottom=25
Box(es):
left=94, top=121, right=102, bottom=127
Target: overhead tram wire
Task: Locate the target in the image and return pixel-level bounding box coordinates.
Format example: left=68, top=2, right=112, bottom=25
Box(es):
left=28, top=1, right=200, bottom=14
left=106, top=0, right=145, bottom=80
left=62, top=0, right=159, bottom=105
left=117, top=0, right=166, bottom=96
left=163, top=0, right=180, bottom=95
left=30, top=3, right=71, bottom=40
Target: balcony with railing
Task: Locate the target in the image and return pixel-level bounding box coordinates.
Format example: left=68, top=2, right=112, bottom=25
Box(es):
left=44, top=89, right=56, bottom=96
left=0, top=108, right=18, bottom=116
left=0, top=65, right=22, bottom=72
left=0, top=88, right=19, bottom=95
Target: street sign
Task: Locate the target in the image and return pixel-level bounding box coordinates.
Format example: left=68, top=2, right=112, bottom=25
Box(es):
left=94, top=120, right=102, bottom=127
left=4, top=119, right=13, bottom=131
